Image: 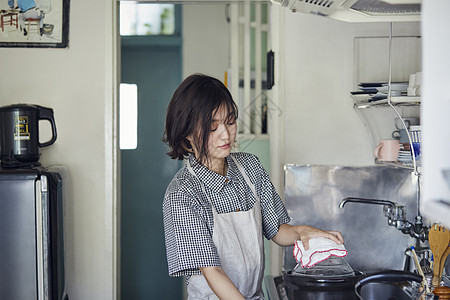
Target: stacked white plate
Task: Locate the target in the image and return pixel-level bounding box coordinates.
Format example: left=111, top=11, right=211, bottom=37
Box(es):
left=377, top=82, right=409, bottom=97
left=398, top=150, right=412, bottom=164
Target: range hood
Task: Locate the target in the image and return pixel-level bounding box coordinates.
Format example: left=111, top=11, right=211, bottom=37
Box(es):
left=270, top=0, right=421, bottom=22
left=126, top=0, right=420, bottom=22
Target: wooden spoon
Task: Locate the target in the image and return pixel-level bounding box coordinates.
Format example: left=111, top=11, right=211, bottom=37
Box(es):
left=429, top=224, right=450, bottom=287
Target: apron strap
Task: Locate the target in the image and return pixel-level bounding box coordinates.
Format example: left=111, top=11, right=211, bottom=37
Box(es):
left=186, top=160, right=219, bottom=215
left=186, top=154, right=261, bottom=212
left=229, top=155, right=260, bottom=205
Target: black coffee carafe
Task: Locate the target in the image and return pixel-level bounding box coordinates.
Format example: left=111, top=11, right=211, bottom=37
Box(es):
left=0, top=104, right=57, bottom=167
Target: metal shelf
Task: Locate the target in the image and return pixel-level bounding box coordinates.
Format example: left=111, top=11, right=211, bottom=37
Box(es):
left=352, top=95, right=421, bottom=109
left=351, top=94, right=421, bottom=172
left=375, top=159, right=420, bottom=170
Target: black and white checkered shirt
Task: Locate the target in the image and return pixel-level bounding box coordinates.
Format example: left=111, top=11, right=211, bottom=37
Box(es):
left=163, top=152, right=290, bottom=277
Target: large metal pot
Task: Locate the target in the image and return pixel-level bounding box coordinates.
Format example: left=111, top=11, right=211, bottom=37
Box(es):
left=282, top=256, right=364, bottom=299
left=283, top=269, right=364, bottom=299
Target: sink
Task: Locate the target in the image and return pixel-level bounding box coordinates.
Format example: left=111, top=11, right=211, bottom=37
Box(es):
left=360, top=282, right=412, bottom=300
left=354, top=270, right=422, bottom=300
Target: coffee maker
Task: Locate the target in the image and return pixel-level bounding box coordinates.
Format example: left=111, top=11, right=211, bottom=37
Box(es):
left=0, top=103, right=57, bottom=167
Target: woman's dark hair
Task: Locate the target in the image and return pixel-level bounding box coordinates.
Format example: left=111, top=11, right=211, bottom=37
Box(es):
left=163, top=73, right=238, bottom=164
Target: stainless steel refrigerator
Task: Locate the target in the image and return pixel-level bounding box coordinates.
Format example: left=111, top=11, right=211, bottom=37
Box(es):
left=0, top=166, right=68, bottom=300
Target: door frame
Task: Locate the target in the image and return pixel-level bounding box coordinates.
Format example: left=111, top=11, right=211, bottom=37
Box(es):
left=118, top=3, right=183, bottom=299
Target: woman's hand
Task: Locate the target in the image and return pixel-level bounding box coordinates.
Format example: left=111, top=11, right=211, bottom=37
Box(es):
left=199, top=266, right=245, bottom=300
left=272, top=224, right=344, bottom=250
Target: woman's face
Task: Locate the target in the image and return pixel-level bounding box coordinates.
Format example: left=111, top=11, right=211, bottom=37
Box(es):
left=207, top=105, right=237, bottom=163
left=189, top=104, right=237, bottom=166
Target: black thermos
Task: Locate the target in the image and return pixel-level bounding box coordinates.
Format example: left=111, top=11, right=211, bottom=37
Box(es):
left=0, top=104, right=57, bottom=165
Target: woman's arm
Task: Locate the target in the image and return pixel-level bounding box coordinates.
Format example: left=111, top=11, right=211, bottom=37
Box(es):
left=199, top=266, right=245, bottom=300
left=271, top=224, right=344, bottom=250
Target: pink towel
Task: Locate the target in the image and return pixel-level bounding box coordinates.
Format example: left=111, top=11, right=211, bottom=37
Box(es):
left=293, top=237, right=348, bottom=268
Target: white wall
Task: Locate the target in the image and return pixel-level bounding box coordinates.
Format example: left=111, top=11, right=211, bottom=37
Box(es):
left=269, top=6, right=421, bottom=274
left=0, top=0, right=118, bottom=299
left=281, top=13, right=420, bottom=166
left=270, top=7, right=421, bottom=183
left=182, top=3, right=230, bottom=80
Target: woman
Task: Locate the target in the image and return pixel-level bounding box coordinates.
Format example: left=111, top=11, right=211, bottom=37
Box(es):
left=162, top=74, right=343, bottom=300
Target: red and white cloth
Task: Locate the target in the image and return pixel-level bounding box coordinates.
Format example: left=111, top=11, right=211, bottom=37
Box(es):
left=293, top=237, right=348, bottom=268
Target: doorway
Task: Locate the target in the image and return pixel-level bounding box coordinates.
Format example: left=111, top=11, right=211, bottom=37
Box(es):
left=120, top=4, right=183, bottom=299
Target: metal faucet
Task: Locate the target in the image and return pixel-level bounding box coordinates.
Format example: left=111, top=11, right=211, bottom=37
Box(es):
left=339, top=197, right=396, bottom=208
left=339, top=197, right=429, bottom=242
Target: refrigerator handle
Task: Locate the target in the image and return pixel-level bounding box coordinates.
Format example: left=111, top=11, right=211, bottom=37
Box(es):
left=35, top=179, right=44, bottom=300
left=36, top=176, right=49, bottom=300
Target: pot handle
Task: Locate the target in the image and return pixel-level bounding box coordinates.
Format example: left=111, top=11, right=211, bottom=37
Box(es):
left=354, top=270, right=422, bottom=299
left=38, top=106, right=57, bottom=147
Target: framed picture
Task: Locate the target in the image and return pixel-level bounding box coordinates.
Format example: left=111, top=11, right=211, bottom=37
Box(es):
left=0, top=0, right=69, bottom=48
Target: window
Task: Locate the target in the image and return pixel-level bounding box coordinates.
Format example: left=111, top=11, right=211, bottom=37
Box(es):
left=120, top=83, right=138, bottom=150
left=120, top=2, right=175, bottom=36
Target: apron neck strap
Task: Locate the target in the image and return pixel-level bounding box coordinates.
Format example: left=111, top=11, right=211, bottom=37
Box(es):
left=229, top=156, right=258, bottom=200
left=186, top=155, right=260, bottom=212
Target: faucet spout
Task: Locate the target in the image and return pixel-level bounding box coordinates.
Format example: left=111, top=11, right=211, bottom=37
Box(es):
left=338, top=197, right=429, bottom=242
left=339, top=197, right=396, bottom=208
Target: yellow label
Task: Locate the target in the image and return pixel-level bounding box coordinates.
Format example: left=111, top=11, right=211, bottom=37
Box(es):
left=14, top=116, right=30, bottom=140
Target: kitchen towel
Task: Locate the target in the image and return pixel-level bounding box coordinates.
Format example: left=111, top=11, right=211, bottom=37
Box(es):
left=293, top=237, right=348, bottom=268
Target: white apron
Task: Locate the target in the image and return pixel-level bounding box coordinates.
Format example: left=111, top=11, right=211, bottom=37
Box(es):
left=186, top=156, right=265, bottom=300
